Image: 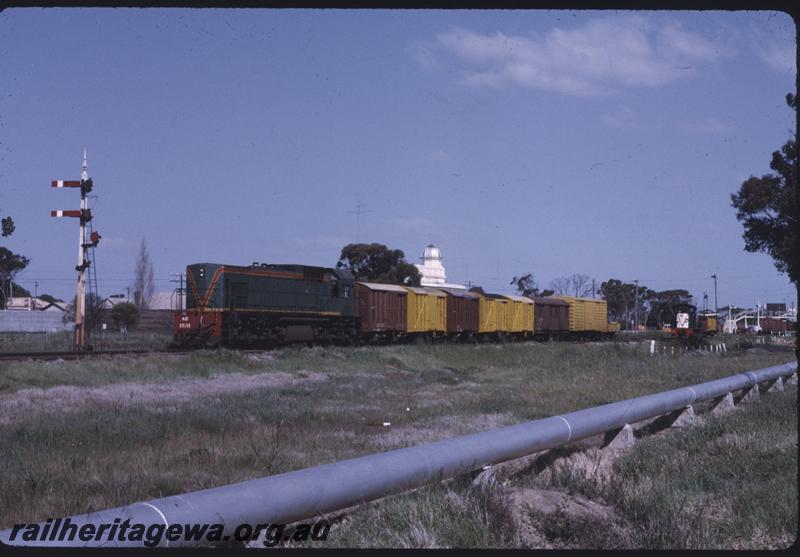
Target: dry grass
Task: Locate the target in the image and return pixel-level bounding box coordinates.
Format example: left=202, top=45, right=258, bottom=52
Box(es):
left=0, top=330, right=173, bottom=353
left=523, top=388, right=797, bottom=549
left=0, top=339, right=795, bottom=548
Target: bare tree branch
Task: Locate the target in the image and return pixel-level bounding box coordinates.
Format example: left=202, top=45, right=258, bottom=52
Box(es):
left=133, top=238, right=155, bottom=310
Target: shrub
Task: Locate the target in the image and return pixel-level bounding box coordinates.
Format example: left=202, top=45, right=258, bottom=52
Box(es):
left=111, top=302, right=139, bottom=328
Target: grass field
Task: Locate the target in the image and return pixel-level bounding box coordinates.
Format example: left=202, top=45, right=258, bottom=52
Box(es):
left=0, top=330, right=173, bottom=353
left=0, top=339, right=795, bottom=548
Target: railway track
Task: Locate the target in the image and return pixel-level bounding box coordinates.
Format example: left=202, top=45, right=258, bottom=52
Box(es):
left=0, top=334, right=729, bottom=363
left=0, top=348, right=189, bottom=362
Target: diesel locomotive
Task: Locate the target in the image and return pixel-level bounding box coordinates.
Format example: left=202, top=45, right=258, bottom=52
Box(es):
left=668, top=303, right=718, bottom=338
left=173, top=261, right=617, bottom=347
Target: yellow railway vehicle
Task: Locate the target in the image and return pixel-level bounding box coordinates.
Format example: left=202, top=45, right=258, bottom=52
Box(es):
left=554, top=296, right=613, bottom=339
left=503, top=295, right=535, bottom=337
left=477, top=294, right=498, bottom=334
left=490, top=295, right=509, bottom=334
left=403, top=287, right=447, bottom=334
left=697, top=313, right=718, bottom=336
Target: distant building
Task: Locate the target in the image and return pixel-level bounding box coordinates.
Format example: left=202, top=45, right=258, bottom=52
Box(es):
left=102, top=292, right=184, bottom=311
left=414, top=244, right=466, bottom=290
left=6, top=296, right=67, bottom=312
left=148, top=292, right=184, bottom=310
left=101, top=294, right=130, bottom=309
left=766, top=303, right=786, bottom=313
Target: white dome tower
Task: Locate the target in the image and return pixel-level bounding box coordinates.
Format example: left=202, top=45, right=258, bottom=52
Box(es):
left=414, top=244, right=466, bottom=289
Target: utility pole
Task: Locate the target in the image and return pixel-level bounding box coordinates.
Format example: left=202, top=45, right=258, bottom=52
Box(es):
left=51, top=149, right=100, bottom=351
left=729, top=303, right=732, bottom=334
left=757, top=299, right=760, bottom=330
left=346, top=201, right=372, bottom=243
left=592, top=278, right=596, bottom=299
left=634, top=279, right=639, bottom=331
left=711, top=274, right=718, bottom=315
left=170, top=272, right=186, bottom=310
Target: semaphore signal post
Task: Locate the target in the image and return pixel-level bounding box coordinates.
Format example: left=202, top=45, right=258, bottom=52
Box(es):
left=51, top=149, right=101, bottom=351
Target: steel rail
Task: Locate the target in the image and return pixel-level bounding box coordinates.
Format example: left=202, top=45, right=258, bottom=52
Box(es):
left=0, top=361, right=795, bottom=547
left=0, top=349, right=157, bottom=362
left=0, top=348, right=205, bottom=362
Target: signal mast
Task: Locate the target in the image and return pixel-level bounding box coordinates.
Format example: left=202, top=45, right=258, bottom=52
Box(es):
left=51, top=149, right=101, bottom=351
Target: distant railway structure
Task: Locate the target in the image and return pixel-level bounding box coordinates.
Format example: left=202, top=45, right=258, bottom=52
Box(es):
left=50, top=150, right=101, bottom=351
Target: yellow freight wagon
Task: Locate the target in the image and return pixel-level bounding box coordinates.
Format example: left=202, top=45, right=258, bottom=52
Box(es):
left=404, top=287, right=447, bottom=334
left=491, top=295, right=509, bottom=333
left=698, top=313, right=717, bottom=335
left=477, top=294, right=497, bottom=333
left=503, top=295, right=535, bottom=335
left=554, top=296, right=610, bottom=333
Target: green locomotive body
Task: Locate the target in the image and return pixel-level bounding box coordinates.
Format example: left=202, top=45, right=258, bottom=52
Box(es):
left=175, top=262, right=356, bottom=346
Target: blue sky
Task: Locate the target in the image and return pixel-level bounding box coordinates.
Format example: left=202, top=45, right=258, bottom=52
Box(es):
left=1, top=8, right=796, bottom=310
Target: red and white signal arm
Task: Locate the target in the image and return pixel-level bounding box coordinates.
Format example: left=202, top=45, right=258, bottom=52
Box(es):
left=676, top=313, right=690, bottom=329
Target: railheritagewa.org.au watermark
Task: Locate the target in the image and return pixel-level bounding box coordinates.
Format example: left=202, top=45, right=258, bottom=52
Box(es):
left=7, top=517, right=331, bottom=547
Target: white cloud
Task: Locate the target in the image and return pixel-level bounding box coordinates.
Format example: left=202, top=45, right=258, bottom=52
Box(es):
left=99, top=236, right=131, bottom=250
left=677, top=117, right=734, bottom=134
left=409, top=41, right=440, bottom=71
left=755, top=40, right=796, bottom=73
left=658, top=24, right=719, bottom=61
left=423, top=16, right=723, bottom=96
left=389, top=217, right=435, bottom=231
left=429, top=149, right=451, bottom=163
left=601, top=106, right=638, bottom=129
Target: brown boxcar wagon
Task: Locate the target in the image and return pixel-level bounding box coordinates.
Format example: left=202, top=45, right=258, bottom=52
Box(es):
left=354, top=282, right=408, bottom=342
left=759, top=317, right=789, bottom=334
left=532, top=297, right=570, bottom=338
left=437, top=288, right=480, bottom=340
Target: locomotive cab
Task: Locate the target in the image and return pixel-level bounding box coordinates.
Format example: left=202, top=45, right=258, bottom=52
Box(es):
left=671, top=302, right=699, bottom=337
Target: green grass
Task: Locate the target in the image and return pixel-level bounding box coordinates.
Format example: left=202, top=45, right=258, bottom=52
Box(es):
left=528, top=388, right=797, bottom=549
left=316, top=476, right=520, bottom=548
left=0, top=330, right=173, bottom=353
left=0, top=339, right=792, bottom=396
left=0, top=340, right=795, bottom=548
